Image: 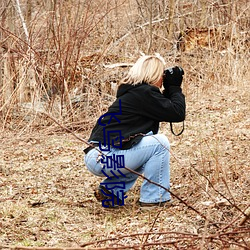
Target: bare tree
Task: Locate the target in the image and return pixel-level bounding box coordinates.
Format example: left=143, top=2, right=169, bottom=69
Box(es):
left=168, top=0, right=175, bottom=42
left=0, top=0, right=15, bottom=117
left=147, top=0, right=153, bottom=53
left=13, top=0, right=38, bottom=104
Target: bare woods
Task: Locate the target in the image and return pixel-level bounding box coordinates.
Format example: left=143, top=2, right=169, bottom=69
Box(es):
left=0, top=1, right=249, bottom=249
left=0, top=0, right=249, bottom=130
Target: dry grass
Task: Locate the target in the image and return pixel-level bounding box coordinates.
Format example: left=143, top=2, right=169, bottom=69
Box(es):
left=0, top=79, right=249, bottom=249
left=0, top=64, right=249, bottom=248
left=0, top=0, right=249, bottom=249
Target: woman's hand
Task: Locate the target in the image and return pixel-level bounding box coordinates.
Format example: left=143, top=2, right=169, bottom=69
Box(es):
left=163, top=66, right=184, bottom=88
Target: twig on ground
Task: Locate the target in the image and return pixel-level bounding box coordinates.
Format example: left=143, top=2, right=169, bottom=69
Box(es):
left=1, top=228, right=249, bottom=249
left=239, top=207, right=250, bottom=226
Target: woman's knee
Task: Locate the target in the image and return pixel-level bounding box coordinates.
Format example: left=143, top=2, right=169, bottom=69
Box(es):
left=151, top=134, right=170, bottom=149
left=84, top=151, right=104, bottom=176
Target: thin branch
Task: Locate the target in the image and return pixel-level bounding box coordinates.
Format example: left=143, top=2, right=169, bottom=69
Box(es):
left=2, top=229, right=248, bottom=249
left=190, top=163, right=247, bottom=217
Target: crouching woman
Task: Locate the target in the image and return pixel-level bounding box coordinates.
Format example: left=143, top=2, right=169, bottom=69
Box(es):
left=84, top=54, right=186, bottom=209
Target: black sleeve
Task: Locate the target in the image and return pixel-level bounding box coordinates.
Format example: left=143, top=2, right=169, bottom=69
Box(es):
left=142, top=86, right=186, bottom=122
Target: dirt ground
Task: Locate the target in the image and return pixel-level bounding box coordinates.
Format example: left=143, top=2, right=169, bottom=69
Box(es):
left=0, top=81, right=249, bottom=249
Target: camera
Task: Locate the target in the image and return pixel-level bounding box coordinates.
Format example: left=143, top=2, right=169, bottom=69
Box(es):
left=164, top=67, right=175, bottom=75
left=163, top=66, right=184, bottom=76
left=163, top=66, right=184, bottom=88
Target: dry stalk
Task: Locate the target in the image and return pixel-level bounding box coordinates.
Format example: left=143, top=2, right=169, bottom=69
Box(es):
left=239, top=207, right=250, bottom=226
left=141, top=209, right=162, bottom=249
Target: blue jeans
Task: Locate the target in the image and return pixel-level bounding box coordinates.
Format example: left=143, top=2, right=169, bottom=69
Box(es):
left=84, top=134, right=170, bottom=203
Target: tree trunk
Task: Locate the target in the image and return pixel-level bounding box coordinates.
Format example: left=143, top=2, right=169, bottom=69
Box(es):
left=0, top=0, right=15, bottom=113
left=13, top=0, right=38, bottom=104
left=168, top=0, right=175, bottom=42
left=147, top=0, right=153, bottom=54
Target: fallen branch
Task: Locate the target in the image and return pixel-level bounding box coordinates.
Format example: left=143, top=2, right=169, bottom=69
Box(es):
left=1, top=228, right=249, bottom=249
left=103, top=63, right=133, bottom=68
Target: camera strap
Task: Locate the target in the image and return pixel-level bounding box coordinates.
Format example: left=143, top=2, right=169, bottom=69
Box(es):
left=170, top=121, right=185, bottom=136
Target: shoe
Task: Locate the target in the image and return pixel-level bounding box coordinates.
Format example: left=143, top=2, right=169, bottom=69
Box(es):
left=139, top=200, right=172, bottom=210
left=94, top=185, right=124, bottom=208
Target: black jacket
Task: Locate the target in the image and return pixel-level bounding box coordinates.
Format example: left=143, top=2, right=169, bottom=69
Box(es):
left=88, top=83, right=185, bottom=149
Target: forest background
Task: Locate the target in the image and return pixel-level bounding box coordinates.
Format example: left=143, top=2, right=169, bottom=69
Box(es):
left=0, top=0, right=249, bottom=249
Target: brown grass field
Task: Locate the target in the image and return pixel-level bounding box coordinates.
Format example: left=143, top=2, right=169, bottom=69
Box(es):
left=0, top=0, right=249, bottom=249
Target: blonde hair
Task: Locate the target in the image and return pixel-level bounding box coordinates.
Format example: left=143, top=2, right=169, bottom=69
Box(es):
left=121, top=54, right=165, bottom=85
